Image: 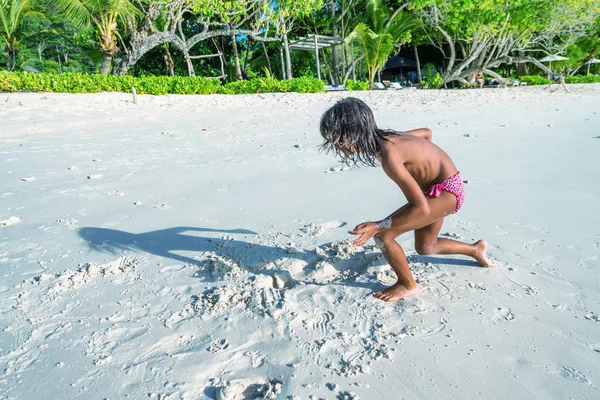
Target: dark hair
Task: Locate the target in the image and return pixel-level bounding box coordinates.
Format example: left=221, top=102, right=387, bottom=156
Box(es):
left=319, top=97, right=396, bottom=167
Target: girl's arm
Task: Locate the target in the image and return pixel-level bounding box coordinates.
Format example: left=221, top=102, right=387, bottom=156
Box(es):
left=348, top=157, right=431, bottom=246
left=404, top=128, right=432, bottom=141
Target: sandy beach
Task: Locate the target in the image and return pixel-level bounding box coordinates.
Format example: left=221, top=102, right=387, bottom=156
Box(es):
left=1, top=85, right=599, bottom=399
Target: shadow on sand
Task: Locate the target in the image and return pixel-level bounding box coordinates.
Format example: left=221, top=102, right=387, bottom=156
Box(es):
left=77, top=226, right=379, bottom=290
left=77, top=226, right=480, bottom=291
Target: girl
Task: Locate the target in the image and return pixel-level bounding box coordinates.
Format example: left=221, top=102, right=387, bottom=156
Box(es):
left=320, top=98, right=491, bottom=302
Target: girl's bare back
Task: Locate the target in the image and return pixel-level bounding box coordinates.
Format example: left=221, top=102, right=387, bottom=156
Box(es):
left=378, top=132, right=458, bottom=189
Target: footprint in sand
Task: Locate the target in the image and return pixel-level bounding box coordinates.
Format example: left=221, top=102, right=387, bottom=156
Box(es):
left=325, top=166, right=351, bottom=173
left=517, top=359, right=592, bottom=385
left=585, top=312, right=600, bottom=323
left=0, top=216, right=20, bottom=226
left=216, top=378, right=283, bottom=400
left=301, top=310, right=335, bottom=335
left=492, top=306, right=516, bottom=323
left=206, top=338, right=229, bottom=353
left=523, top=238, right=546, bottom=251
left=299, top=220, right=346, bottom=236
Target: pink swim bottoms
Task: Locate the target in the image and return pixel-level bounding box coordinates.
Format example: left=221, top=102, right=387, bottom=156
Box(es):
left=425, top=172, right=465, bottom=214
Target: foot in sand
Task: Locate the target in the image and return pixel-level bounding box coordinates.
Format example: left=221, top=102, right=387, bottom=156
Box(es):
left=474, top=240, right=493, bottom=267
left=373, top=283, right=420, bottom=302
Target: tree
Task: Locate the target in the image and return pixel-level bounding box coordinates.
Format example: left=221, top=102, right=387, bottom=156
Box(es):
left=346, top=0, right=417, bottom=87
left=410, top=0, right=600, bottom=85
left=272, top=0, right=324, bottom=79
left=53, top=0, right=141, bottom=74
left=0, top=0, right=42, bottom=70
left=111, top=0, right=278, bottom=77
left=192, top=0, right=272, bottom=80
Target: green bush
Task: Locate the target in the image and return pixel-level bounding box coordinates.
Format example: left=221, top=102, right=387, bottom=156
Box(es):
left=286, top=76, right=324, bottom=93
left=345, top=80, right=370, bottom=91
left=518, top=74, right=600, bottom=85
left=0, top=71, right=325, bottom=95
left=564, top=74, right=600, bottom=84
left=519, top=75, right=550, bottom=85
left=421, top=73, right=443, bottom=89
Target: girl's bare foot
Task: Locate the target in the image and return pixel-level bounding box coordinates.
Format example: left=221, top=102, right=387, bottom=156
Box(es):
left=474, top=240, right=492, bottom=267
left=373, top=283, right=420, bottom=302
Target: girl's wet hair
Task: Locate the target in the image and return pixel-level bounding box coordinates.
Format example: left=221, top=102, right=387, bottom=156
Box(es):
left=319, top=97, right=396, bottom=166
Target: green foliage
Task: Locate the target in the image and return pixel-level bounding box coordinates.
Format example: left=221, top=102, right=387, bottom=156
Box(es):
left=421, top=72, right=442, bottom=89
left=517, top=74, right=600, bottom=85
left=0, top=0, right=44, bottom=70
left=564, top=74, right=600, bottom=83
left=222, top=75, right=324, bottom=94
left=346, top=0, right=418, bottom=85
left=52, top=0, right=141, bottom=74
left=0, top=71, right=325, bottom=94
left=345, top=79, right=370, bottom=90
left=518, top=75, right=550, bottom=85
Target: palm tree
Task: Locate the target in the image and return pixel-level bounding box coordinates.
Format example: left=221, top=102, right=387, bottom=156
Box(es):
left=1, top=0, right=42, bottom=70
left=53, top=0, right=140, bottom=74
left=346, top=0, right=417, bottom=87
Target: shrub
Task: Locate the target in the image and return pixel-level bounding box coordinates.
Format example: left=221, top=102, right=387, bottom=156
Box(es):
left=517, top=74, right=600, bottom=85
left=564, top=74, right=600, bottom=84
left=345, top=80, right=370, bottom=91
left=421, top=73, right=443, bottom=89
left=518, top=75, right=550, bottom=85
left=0, top=72, right=325, bottom=95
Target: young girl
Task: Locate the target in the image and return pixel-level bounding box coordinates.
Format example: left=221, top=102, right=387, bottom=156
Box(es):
left=320, top=98, right=491, bottom=302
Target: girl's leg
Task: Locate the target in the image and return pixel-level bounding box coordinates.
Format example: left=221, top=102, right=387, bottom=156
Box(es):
left=414, top=218, right=491, bottom=266
left=372, top=192, right=456, bottom=302
left=373, top=236, right=419, bottom=302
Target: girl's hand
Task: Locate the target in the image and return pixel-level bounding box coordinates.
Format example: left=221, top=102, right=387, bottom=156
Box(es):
left=348, top=222, right=380, bottom=246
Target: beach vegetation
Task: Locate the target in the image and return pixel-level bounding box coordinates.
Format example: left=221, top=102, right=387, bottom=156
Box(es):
left=0, top=70, right=325, bottom=94
left=51, top=0, right=141, bottom=75
left=0, top=0, right=44, bottom=71
left=344, top=79, right=370, bottom=90
left=1, top=1, right=600, bottom=92
left=346, top=0, right=418, bottom=87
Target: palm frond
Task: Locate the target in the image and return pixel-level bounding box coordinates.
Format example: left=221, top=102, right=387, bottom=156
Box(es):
left=347, top=22, right=394, bottom=75
left=365, top=0, right=389, bottom=33
left=385, top=11, right=419, bottom=44
left=52, top=0, right=93, bottom=29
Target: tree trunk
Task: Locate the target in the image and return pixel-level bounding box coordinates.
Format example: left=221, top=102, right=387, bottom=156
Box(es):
left=413, top=43, right=421, bottom=84
left=321, top=49, right=334, bottom=83
left=437, top=25, right=456, bottom=74
left=184, top=50, right=195, bottom=76
left=100, top=54, right=112, bottom=75
left=369, top=68, right=377, bottom=88
left=283, top=32, right=293, bottom=79
left=261, top=41, right=272, bottom=75
left=231, top=32, right=243, bottom=80
left=516, top=50, right=528, bottom=77
left=342, top=54, right=364, bottom=84
left=242, top=37, right=252, bottom=78
left=55, top=45, right=62, bottom=72
left=113, top=58, right=128, bottom=76
left=212, top=38, right=226, bottom=79
left=163, top=44, right=175, bottom=76
left=330, top=0, right=339, bottom=84
left=482, top=68, right=508, bottom=87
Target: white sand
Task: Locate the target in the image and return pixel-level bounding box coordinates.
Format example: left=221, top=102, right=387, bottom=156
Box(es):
left=1, top=85, right=599, bottom=399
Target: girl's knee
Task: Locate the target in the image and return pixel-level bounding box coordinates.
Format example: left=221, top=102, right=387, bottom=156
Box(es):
left=415, top=242, right=437, bottom=255
left=378, top=229, right=402, bottom=243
